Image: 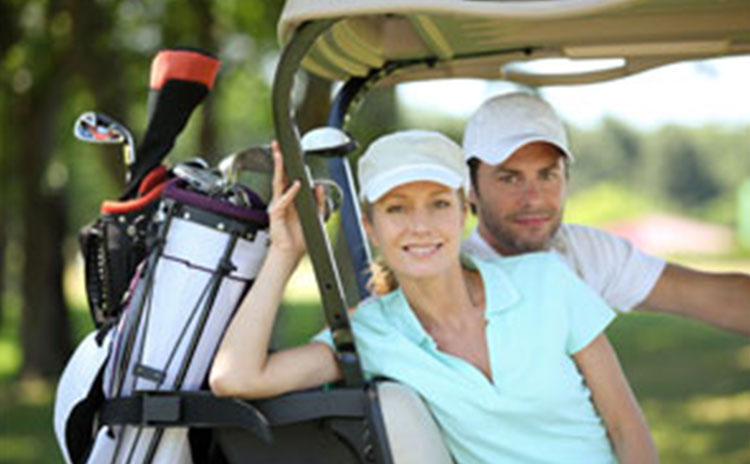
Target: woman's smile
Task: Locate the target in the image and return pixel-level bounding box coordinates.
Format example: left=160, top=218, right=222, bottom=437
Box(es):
left=402, top=242, right=444, bottom=258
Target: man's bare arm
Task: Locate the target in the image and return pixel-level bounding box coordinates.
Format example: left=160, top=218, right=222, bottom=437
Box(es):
left=641, top=263, right=750, bottom=336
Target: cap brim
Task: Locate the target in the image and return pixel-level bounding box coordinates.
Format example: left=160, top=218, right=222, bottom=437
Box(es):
left=361, top=164, right=464, bottom=202
left=466, top=135, right=574, bottom=165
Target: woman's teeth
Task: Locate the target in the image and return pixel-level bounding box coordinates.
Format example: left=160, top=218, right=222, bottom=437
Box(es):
left=403, top=244, right=441, bottom=256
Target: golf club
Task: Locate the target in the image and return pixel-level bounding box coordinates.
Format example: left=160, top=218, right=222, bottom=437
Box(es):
left=73, top=111, right=137, bottom=182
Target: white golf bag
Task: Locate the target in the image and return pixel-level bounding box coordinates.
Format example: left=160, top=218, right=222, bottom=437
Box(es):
left=55, top=178, right=270, bottom=464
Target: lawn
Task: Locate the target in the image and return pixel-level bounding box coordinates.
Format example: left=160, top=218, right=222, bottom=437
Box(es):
left=0, top=260, right=748, bottom=463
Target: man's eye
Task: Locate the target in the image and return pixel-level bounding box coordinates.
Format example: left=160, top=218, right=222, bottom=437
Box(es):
left=498, top=175, right=518, bottom=184
left=385, top=204, right=404, bottom=213
left=541, top=170, right=560, bottom=181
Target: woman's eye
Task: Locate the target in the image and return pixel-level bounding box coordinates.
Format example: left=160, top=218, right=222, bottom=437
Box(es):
left=385, top=204, right=404, bottom=214
left=434, top=199, right=451, bottom=208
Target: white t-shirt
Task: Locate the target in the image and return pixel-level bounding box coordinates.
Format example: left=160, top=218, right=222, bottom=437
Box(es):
left=461, top=223, right=666, bottom=312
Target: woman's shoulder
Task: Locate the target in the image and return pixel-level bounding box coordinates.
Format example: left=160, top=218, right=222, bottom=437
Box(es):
left=351, top=291, right=400, bottom=326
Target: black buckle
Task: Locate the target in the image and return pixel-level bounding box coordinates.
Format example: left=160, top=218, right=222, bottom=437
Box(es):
left=142, top=393, right=181, bottom=426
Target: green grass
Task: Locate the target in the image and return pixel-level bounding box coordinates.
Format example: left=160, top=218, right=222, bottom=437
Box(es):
left=0, top=290, right=747, bottom=463
left=606, top=312, right=749, bottom=463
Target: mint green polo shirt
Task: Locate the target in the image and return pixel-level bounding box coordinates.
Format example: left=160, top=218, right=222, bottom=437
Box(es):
left=315, top=253, right=617, bottom=464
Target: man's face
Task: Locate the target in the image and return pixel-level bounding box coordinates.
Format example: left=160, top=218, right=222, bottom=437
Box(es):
left=470, top=142, right=567, bottom=256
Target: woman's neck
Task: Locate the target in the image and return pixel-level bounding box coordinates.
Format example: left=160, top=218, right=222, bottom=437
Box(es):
left=397, top=262, right=485, bottom=333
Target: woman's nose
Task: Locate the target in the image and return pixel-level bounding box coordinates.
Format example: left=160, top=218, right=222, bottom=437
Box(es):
left=407, top=208, right=432, bottom=232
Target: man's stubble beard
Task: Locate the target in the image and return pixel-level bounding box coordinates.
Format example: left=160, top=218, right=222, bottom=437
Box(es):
left=479, top=207, right=564, bottom=256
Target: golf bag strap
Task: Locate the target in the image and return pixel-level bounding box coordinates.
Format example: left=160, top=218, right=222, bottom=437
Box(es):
left=252, top=389, right=367, bottom=426
left=100, top=389, right=369, bottom=431
left=99, top=392, right=272, bottom=443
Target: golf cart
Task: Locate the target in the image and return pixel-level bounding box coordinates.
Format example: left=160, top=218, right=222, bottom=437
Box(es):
left=265, top=1, right=750, bottom=459
left=62, top=1, right=750, bottom=463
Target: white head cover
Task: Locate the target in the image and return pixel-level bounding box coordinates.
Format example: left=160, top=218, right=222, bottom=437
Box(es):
left=358, top=130, right=470, bottom=202
left=462, top=92, right=574, bottom=165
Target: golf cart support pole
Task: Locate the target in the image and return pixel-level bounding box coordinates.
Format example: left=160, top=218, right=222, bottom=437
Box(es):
left=272, top=19, right=364, bottom=387
left=327, top=76, right=375, bottom=300
left=325, top=65, right=413, bottom=300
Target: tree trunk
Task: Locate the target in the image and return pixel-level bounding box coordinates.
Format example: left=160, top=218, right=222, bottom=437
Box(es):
left=19, top=187, right=70, bottom=378
left=15, top=1, right=77, bottom=379
left=17, top=84, right=72, bottom=378
left=0, top=0, right=21, bottom=331
left=0, top=203, right=5, bottom=329
left=0, top=105, right=7, bottom=329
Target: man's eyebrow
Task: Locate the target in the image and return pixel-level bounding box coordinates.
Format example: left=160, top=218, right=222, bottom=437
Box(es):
left=540, top=161, right=563, bottom=172
left=493, top=166, right=519, bottom=175
left=495, top=160, right=562, bottom=175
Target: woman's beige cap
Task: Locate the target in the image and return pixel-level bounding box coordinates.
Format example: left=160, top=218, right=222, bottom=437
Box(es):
left=358, top=130, right=470, bottom=202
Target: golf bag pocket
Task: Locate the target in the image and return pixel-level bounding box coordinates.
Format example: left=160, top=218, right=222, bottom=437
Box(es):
left=54, top=330, right=112, bottom=464
left=94, top=180, right=269, bottom=464
left=80, top=166, right=169, bottom=328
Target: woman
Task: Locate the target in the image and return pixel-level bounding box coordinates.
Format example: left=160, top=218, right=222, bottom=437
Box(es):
left=210, top=130, right=658, bottom=463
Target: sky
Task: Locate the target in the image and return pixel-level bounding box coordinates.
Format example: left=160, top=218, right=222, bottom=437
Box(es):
left=397, top=56, right=750, bottom=130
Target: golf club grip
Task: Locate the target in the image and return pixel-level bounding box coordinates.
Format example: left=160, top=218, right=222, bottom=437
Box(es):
left=121, top=48, right=221, bottom=200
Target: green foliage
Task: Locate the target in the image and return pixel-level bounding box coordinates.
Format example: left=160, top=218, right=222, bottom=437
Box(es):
left=564, top=182, right=656, bottom=226
left=568, top=120, right=748, bottom=226
left=213, top=64, right=275, bottom=152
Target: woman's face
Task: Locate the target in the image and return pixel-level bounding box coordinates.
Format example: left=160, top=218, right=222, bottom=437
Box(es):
left=365, top=181, right=466, bottom=282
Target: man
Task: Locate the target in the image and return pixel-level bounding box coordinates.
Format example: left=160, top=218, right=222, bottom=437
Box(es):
left=461, top=92, right=750, bottom=335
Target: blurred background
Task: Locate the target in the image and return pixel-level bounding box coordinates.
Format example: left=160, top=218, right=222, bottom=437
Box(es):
left=0, top=1, right=747, bottom=463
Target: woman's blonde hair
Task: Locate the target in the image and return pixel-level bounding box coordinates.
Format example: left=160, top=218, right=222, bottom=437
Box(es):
left=361, top=201, right=399, bottom=295
left=367, top=256, right=399, bottom=296
left=361, top=190, right=467, bottom=295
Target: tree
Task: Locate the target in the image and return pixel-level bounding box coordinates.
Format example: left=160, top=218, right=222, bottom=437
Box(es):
left=10, top=0, right=77, bottom=377
left=0, top=2, right=14, bottom=328
left=660, top=129, right=721, bottom=207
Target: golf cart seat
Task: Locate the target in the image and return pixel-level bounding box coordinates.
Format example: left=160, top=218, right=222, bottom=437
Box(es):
left=214, top=381, right=452, bottom=464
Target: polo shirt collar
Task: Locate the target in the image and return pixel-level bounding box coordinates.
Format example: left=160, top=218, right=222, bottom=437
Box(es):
left=380, top=255, right=521, bottom=348
left=467, top=254, right=520, bottom=316
left=387, top=290, right=436, bottom=349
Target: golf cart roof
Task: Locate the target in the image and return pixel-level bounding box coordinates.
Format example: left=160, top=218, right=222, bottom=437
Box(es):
left=278, top=0, right=750, bottom=86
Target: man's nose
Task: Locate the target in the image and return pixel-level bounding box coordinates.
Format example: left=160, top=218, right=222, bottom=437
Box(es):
left=519, top=180, right=542, bottom=206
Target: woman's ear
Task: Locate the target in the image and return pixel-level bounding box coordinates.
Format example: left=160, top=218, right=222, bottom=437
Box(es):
left=362, top=214, right=379, bottom=247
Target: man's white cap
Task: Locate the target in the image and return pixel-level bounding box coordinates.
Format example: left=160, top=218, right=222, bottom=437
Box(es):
left=463, top=92, right=574, bottom=165
left=358, top=130, right=470, bottom=202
